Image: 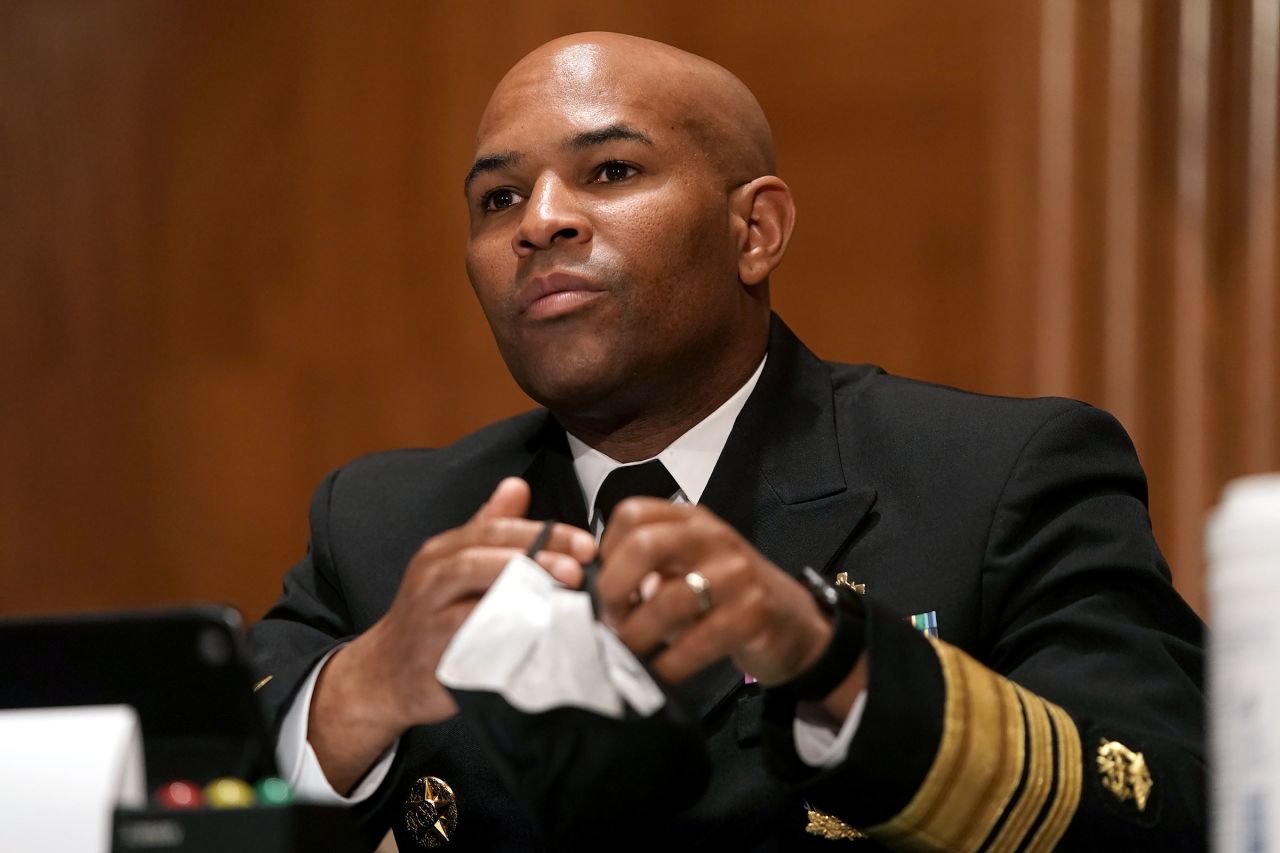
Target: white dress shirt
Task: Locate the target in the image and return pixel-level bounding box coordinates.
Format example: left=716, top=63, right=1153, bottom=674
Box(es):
left=279, top=355, right=864, bottom=803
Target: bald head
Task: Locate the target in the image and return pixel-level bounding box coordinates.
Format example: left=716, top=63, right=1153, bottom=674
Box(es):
left=477, top=32, right=775, bottom=186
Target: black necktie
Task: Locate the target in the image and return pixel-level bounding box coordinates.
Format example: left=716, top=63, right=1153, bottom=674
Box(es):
left=593, top=460, right=679, bottom=528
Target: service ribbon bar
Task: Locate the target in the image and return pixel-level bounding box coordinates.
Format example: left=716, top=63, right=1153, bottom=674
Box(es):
left=908, top=610, right=938, bottom=638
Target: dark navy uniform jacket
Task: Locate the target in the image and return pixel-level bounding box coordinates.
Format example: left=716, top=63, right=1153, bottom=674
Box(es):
left=250, top=316, right=1204, bottom=851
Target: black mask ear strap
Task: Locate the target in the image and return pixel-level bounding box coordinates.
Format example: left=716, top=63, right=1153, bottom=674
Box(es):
left=525, top=519, right=556, bottom=559
left=526, top=519, right=606, bottom=618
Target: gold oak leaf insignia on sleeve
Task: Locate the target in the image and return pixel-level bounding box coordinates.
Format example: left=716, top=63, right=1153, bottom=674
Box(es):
left=805, top=804, right=868, bottom=841
left=865, top=639, right=1082, bottom=853
left=1096, top=740, right=1153, bottom=812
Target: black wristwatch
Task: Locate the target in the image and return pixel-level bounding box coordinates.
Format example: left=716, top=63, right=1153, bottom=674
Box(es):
left=770, top=567, right=868, bottom=702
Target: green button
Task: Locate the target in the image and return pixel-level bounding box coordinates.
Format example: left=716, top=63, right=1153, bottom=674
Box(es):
left=254, top=776, right=294, bottom=807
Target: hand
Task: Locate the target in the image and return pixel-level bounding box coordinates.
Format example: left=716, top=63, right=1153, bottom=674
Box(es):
left=355, top=476, right=596, bottom=727
left=594, top=499, right=832, bottom=688
left=309, top=477, right=596, bottom=793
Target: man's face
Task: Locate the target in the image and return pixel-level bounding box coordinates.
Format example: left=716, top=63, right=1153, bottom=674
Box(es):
left=464, top=46, right=750, bottom=420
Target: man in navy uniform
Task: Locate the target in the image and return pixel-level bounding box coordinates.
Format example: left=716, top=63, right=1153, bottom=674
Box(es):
left=250, top=32, right=1205, bottom=850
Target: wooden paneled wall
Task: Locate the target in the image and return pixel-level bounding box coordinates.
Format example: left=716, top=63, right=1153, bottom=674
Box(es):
left=987, top=0, right=1280, bottom=617
left=2, top=1, right=1275, bottom=620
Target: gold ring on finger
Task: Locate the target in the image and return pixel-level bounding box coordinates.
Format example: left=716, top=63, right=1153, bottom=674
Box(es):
left=684, top=570, right=712, bottom=615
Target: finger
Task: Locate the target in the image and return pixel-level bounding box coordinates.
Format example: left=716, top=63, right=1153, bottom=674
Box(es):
left=484, top=517, right=595, bottom=564
left=596, top=517, right=722, bottom=625
left=473, top=477, right=531, bottom=521
left=654, top=569, right=832, bottom=687
left=647, top=604, right=749, bottom=684
left=599, top=498, right=696, bottom=556
left=612, top=569, right=712, bottom=656
left=612, top=546, right=752, bottom=653
left=536, top=521, right=596, bottom=565
left=416, top=546, right=543, bottom=605
left=419, top=517, right=596, bottom=566
left=530, top=548, right=584, bottom=588
left=470, top=478, right=595, bottom=563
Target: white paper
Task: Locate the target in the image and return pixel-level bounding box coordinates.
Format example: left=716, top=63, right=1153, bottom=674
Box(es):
left=437, top=554, right=665, bottom=717
left=1208, top=474, right=1280, bottom=853
left=0, top=704, right=145, bottom=853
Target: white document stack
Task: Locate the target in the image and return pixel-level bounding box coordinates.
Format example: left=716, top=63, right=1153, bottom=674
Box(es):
left=0, top=704, right=146, bottom=853
left=1208, top=473, right=1280, bottom=853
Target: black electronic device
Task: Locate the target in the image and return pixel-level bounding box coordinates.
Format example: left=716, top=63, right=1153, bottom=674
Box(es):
left=0, top=604, right=275, bottom=787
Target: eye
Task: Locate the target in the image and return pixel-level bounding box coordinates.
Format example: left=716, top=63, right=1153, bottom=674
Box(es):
left=480, top=187, right=524, bottom=212
left=592, top=161, right=639, bottom=184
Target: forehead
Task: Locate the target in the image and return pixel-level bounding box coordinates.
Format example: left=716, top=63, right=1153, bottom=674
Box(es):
left=474, top=45, right=692, bottom=154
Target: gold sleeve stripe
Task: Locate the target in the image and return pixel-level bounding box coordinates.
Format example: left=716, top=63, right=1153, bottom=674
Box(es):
left=1025, top=702, right=1082, bottom=852
left=865, top=640, right=1083, bottom=853
left=985, top=687, right=1053, bottom=853
left=868, top=640, right=1024, bottom=851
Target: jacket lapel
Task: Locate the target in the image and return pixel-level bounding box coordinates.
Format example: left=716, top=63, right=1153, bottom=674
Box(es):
left=520, top=416, right=591, bottom=531
left=685, top=315, right=877, bottom=719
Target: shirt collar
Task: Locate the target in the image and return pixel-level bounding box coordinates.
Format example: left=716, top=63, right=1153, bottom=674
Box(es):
left=565, top=356, right=767, bottom=517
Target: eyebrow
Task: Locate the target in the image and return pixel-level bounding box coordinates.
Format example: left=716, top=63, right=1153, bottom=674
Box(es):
left=464, top=152, right=521, bottom=195
left=566, top=123, right=654, bottom=150
left=464, top=124, right=654, bottom=194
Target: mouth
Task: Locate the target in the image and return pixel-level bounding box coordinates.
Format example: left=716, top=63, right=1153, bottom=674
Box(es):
left=516, top=272, right=607, bottom=320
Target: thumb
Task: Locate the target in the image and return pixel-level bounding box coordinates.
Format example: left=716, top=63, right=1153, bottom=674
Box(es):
left=473, top=476, right=531, bottom=521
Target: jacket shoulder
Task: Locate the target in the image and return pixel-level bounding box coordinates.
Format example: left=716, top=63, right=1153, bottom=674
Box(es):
left=822, top=361, right=1142, bottom=518
left=827, top=361, right=1097, bottom=445
left=320, top=409, right=550, bottom=526
left=337, top=409, right=545, bottom=479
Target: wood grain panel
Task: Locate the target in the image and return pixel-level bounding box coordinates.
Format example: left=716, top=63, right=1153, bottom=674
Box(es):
left=2, top=0, right=1271, bottom=620
left=1242, top=0, right=1279, bottom=472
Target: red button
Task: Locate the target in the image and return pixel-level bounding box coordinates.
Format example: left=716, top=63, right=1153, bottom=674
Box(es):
left=154, top=780, right=203, bottom=809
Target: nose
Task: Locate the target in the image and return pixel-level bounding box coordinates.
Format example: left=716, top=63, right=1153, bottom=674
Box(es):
left=512, top=174, right=592, bottom=256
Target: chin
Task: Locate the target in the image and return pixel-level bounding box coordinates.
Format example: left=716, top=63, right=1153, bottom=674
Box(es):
left=509, top=356, right=632, bottom=420
left=516, top=371, right=612, bottom=415
left=500, top=333, right=609, bottom=399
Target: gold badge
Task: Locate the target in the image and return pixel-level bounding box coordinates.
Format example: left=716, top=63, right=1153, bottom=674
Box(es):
left=1096, top=739, right=1152, bottom=811
left=805, top=805, right=867, bottom=841
left=404, top=776, right=458, bottom=848
left=252, top=675, right=273, bottom=692
left=835, top=573, right=866, bottom=595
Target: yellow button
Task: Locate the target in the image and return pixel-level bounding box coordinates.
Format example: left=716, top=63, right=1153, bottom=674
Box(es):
left=204, top=777, right=256, bottom=808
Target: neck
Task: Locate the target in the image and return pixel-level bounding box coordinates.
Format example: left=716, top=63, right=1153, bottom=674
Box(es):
left=555, top=347, right=765, bottom=462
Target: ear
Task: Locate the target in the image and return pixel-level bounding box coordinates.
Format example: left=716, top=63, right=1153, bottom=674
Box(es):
left=729, top=176, right=796, bottom=286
